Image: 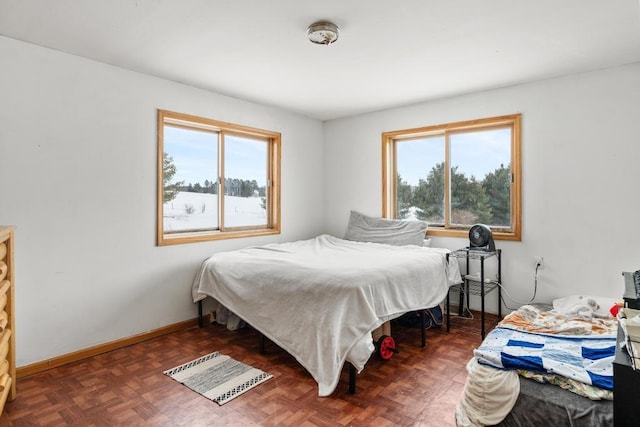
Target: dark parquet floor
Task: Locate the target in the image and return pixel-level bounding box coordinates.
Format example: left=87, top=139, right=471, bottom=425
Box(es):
left=2, top=310, right=497, bottom=427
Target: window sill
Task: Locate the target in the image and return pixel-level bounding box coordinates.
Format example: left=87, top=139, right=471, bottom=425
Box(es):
left=158, top=227, right=280, bottom=246
left=427, top=228, right=521, bottom=242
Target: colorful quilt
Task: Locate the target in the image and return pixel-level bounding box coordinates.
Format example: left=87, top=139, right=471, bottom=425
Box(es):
left=499, top=304, right=617, bottom=337
left=474, top=326, right=616, bottom=390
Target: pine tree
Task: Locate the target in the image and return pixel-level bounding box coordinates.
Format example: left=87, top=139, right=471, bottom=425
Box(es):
left=482, top=164, right=511, bottom=226
left=450, top=167, right=492, bottom=225
left=396, top=174, right=413, bottom=219
left=163, top=153, right=183, bottom=203
left=412, top=162, right=445, bottom=222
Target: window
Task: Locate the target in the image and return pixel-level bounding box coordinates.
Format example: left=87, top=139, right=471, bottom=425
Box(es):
left=382, top=114, right=521, bottom=240
left=157, top=110, right=281, bottom=245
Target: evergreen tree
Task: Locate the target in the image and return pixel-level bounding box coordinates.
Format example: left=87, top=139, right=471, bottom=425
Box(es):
left=163, top=153, right=183, bottom=203
left=396, top=174, right=413, bottom=219
left=180, top=177, right=263, bottom=197
left=250, top=180, right=259, bottom=197
left=412, top=162, right=445, bottom=223
left=240, top=180, right=252, bottom=197
left=450, top=167, right=492, bottom=225
left=410, top=162, right=495, bottom=225
left=482, top=164, right=511, bottom=226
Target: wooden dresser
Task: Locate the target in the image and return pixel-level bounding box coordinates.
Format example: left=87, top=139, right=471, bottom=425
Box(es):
left=0, top=227, right=16, bottom=412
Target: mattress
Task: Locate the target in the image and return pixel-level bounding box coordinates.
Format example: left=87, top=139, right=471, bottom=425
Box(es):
left=496, top=376, right=612, bottom=426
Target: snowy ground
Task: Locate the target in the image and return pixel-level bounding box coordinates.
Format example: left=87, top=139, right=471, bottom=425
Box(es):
left=163, top=191, right=266, bottom=231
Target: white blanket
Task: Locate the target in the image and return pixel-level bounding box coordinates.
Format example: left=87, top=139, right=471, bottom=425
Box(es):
left=192, top=234, right=460, bottom=396
left=456, top=357, right=520, bottom=427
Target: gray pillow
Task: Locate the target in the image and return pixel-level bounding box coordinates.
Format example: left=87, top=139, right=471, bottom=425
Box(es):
left=344, top=210, right=428, bottom=246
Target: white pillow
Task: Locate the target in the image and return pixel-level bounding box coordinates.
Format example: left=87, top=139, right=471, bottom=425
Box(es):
left=344, top=210, right=428, bottom=246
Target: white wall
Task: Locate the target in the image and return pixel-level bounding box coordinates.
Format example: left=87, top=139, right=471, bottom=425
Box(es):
left=3, top=32, right=640, bottom=368
left=324, top=63, right=640, bottom=314
left=0, top=36, right=325, bottom=367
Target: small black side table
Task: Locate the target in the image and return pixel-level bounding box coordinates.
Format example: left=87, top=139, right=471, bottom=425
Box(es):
left=446, top=247, right=502, bottom=339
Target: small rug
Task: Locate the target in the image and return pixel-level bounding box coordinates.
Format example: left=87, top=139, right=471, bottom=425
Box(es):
left=164, top=351, right=272, bottom=405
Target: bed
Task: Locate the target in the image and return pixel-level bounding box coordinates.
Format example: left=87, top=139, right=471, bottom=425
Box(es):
left=456, top=300, right=618, bottom=426
left=191, top=228, right=461, bottom=397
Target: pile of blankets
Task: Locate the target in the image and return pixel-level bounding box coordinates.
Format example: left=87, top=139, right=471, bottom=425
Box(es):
left=475, top=304, right=617, bottom=390
left=456, top=303, right=618, bottom=427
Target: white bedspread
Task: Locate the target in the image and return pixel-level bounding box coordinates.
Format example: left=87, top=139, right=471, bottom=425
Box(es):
left=192, top=234, right=460, bottom=396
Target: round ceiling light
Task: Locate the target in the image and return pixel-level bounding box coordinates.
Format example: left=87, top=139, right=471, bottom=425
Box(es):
left=307, top=21, right=340, bottom=45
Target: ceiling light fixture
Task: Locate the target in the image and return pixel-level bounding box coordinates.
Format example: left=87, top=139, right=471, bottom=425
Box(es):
left=307, top=21, right=340, bottom=45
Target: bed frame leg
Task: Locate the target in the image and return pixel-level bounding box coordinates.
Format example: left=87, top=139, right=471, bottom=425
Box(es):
left=348, top=364, right=356, bottom=394
left=446, top=292, right=450, bottom=333
left=420, top=310, right=426, bottom=347
left=198, top=300, right=203, bottom=328
left=259, top=333, right=266, bottom=355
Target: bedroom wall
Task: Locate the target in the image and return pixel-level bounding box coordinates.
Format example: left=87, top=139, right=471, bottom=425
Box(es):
left=323, top=62, right=640, bottom=314
left=0, top=36, right=325, bottom=367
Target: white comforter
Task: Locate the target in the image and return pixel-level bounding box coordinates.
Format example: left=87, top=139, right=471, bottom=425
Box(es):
left=192, top=234, right=460, bottom=396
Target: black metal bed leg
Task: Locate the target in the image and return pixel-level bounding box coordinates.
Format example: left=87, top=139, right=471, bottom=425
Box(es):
left=348, top=363, right=356, bottom=394
left=420, top=310, right=426, bottom=347
left=446, top=291, right=451, bottom=332
left=259, top=333, right=266, bottom=355
left=498, top=249, right=502, bottom=321
left=198, top=300, right=203, bottom=328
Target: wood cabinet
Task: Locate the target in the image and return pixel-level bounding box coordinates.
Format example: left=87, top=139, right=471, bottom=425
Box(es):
left=0, top=227, right=16, bottom=412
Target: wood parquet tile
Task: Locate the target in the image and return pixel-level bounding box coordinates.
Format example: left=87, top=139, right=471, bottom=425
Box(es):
left=1, top=310, right=495, bottom=427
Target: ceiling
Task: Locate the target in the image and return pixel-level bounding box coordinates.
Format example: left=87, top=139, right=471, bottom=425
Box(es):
left=1, top=1, right=640, bottom=121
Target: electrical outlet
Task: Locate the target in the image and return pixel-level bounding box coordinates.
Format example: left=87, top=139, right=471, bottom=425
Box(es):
left=535, top=256, right=544, bottom=269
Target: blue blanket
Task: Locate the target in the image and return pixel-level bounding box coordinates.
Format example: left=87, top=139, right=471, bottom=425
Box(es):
left=474, top=327, right=616, bottom=390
